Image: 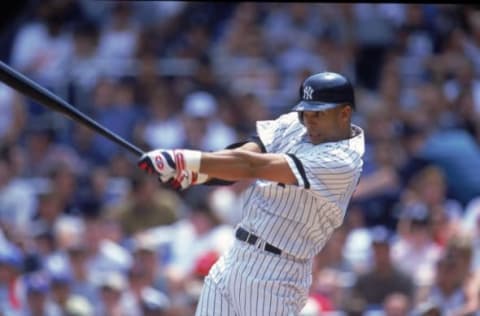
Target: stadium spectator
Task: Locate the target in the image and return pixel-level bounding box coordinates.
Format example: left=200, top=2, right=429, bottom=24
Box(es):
left=23, top=272, right=62, bottom=316
left=68, top=20, right=104, bottom=110
left=97, top=2, right=141, bottom=77
left=0, top=144, right=37, bottom=234
left=94, top=270, right=137, bottom=316
left=348, top=226, right=415, bottom=312
left=91, top=78, right=143, bottom=165
left=9, top=0, right=74, bottom=90
left=105, top=172, right=183, bottom=236
left=64, top=242, right=99, bottom=305
left=180, top=90, right=237, bottom=151
left=1, top=3, right=480, bottom=315
left=0, top=240, right=24, bottom=314
left=392, top=203, right=444, bottom=289
left=140, top=86, right=186, bottom=150
left=418, top=249, right=479, bottom=315
left=406, top=166, right=463, bottom=246
left=382, top=292, right=412, bottom=316
left=0, top=85, right=27, bottom=144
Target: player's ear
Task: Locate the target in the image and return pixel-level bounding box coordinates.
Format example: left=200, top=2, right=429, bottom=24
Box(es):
left=338, top=104, right=352, bottom=121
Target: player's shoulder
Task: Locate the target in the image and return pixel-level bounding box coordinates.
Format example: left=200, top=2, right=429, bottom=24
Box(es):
left=256, top=112, right=300, bottom=133
left=276, top=111, right=298, bottom=122
left=273, top=112, right=302, bottom=131
left=257, top=111, right=298, bottom=125
left=308, top=142, right=362, bottom=165
left=306, top=127, right=365, bottom=170
left=312, top=125, right=364, bottom=153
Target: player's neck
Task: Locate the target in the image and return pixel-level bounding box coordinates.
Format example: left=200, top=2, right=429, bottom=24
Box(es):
left=332, top=125, right=353, bottom=142
left=306, top=122, right=352, bottom=144
left=313, top=130, right=351, bottom=144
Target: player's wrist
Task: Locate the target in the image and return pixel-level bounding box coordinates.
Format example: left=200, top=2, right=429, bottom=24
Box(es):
left=176, top=149, right=202, bottom=172
left=194, top=172, right=209, bottom=184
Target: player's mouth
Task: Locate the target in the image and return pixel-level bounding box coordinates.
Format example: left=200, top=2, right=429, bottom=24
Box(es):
left=308, top=132, right=324, bottom=144
left=306, top=128, right=322, bottom=137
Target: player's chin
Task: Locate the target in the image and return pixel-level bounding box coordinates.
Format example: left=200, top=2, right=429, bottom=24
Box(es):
left=308, top=133, right=323, bottom=144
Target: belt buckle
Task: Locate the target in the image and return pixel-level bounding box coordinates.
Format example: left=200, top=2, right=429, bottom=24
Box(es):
left=258, top=240, right=267, bottom=251
left=245, top=231, right=251, bottom=242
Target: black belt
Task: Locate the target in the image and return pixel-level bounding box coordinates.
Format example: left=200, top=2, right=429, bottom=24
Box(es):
left=235, top=227, right=282, bottom=256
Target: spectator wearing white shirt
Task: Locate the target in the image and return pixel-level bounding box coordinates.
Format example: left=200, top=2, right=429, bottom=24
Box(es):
left=0, top=145, right=37, bottom=235
left=97, top=2, right=140, bottom=77
left=68, top=21, right=106, bottom=110
left=0, top=85, right=27, bottom=144
left=133, top=199, right=235, bottom=311
left=9, top=1, right=73, bottom=90
left=141, top=88, right=186, bottom=150
left=180, top=90, right=237, bottom=151
left=391, top=203, right=443, bottom=288
left=94, top=270, right=138, bottom=316
left=420, top=248, right=479, bottom=316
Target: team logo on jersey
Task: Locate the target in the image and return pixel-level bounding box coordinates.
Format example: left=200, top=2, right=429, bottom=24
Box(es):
left=303, top=85, right=314, bottom=100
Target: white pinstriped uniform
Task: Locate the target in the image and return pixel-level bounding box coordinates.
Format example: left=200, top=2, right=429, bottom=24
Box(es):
left=196, top=112, right=365, bottom=316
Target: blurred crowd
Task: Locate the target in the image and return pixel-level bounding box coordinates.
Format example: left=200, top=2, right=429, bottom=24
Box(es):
left=1, top=2, right=480, bottom=315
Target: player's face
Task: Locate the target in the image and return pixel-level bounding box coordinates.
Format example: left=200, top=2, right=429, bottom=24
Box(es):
left=302, top=106, right=350, bottom=144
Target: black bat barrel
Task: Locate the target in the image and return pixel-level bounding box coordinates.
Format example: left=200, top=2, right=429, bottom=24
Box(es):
left=0, top=60, right=144, bottom=157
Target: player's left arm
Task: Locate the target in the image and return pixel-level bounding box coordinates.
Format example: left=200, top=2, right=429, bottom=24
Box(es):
left=200, top=149, right=297, bottom=184
left=201, top=138, right=265, bottom=186
left=138, top=114, right=299, bottom=189
left=138, top=145, right=298, bottom=187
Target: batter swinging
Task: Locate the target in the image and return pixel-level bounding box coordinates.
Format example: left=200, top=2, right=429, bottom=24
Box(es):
left=138, top=71, right=365, bottom=315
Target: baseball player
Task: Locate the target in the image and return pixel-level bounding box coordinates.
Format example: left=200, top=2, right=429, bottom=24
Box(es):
left=138, top=72, right=365, bottom=315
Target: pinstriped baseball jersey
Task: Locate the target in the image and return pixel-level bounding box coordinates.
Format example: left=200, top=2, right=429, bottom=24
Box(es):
left=239, top=112, right=365, bottom=259
left=195, top=111, right=365, bottom=316
left=196, top=239, right=312, bottom=316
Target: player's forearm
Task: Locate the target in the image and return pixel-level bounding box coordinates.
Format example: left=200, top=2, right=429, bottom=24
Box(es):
left=137, top=147, right=296, bottom=186
left=201, top=142, right=264, bottom=185
left=200, top=150, right=265, bottom=181
left=199, top=150, right=295, bottom=184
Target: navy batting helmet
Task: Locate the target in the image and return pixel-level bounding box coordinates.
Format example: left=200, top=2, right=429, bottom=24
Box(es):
left=292, top=72, right=355, bottom=113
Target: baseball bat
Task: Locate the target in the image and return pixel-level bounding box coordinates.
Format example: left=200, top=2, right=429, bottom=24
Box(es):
left=0, top=60, right=144, bottom=157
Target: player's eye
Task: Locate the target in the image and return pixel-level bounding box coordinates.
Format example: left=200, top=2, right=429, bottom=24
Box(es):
left=304, top=111, right=320, bottom=119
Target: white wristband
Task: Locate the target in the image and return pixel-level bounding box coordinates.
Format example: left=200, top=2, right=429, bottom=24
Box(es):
left=179, top=149, right=202, bottom=172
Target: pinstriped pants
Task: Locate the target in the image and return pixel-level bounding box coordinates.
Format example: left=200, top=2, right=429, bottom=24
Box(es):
left=195, top=239, right=313, bottom=316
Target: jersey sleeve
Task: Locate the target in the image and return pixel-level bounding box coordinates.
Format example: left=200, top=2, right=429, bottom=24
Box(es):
left=256, top=112, right=298, bottom=153
left=284, top=145, right=362, bottom=202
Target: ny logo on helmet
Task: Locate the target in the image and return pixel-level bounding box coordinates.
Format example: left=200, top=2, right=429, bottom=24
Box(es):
left=303, top=86, right=314, bottom=100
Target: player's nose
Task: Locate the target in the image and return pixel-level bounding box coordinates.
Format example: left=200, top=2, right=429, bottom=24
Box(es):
left=302, top=111, right=320, bottom=123
left=303, top=116, right=317, bottom=127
